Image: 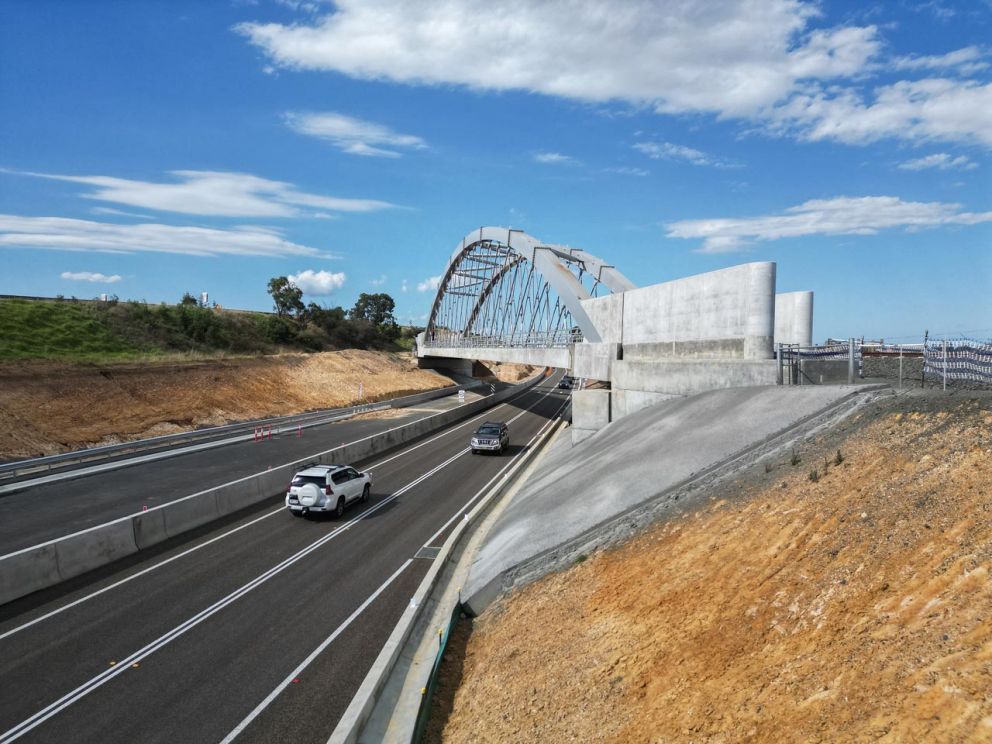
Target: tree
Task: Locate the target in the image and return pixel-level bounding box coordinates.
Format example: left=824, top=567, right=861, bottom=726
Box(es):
left=350, top=292, right=396, bottom=327
left=180, top=291, right=199, bottom=306
left=267, top=276, right=304, bottom=318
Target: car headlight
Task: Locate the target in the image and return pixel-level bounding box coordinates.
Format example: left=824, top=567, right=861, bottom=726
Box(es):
left=471, top=438, right=479, bottom=445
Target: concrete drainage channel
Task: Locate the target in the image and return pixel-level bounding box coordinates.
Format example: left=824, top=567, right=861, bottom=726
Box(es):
left=0, top=373, right=547, bottom=607
left=327, top=406, right=570, bottom=744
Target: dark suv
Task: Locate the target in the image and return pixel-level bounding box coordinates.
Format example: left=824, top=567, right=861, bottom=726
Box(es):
left=470, top=421, right=509, bottom=455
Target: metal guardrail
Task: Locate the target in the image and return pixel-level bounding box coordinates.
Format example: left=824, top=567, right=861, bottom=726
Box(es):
left=0, top=383, right=481, bottom=481
left=421, top=330, right=578, bottom=350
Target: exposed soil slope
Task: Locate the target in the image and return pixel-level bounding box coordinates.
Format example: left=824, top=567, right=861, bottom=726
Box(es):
left=0, top=350, right=453, bottom=458
left=435, top=391, right=992, bottom=743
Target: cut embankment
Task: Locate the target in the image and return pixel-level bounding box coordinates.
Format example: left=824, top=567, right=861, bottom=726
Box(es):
left=435, top=392, right=992, bottom=743
left=0, top=350, right=454, bottom=459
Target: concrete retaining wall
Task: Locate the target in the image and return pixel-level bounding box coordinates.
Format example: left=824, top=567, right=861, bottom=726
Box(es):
left=613, top=358, right=778, bottom=396
left=572, top=342, right=621, bottom=381
left=581, top=262, right=776, bottom=359
left=775, top=291, right=814, bottom=347
left=0, top=374, right=546, bottom=607
left=571, top=390, right=611, bottom=444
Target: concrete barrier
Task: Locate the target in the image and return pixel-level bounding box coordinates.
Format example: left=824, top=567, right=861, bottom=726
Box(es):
left=0, top=545, right=60, bottom=606
left=0, top=374, right=547, bottom=607
left=131, top=508, right=169, bottom=551
left=55, top=520, right=139, bottom=580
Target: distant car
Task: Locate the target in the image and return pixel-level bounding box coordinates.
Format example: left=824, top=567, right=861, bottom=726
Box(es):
left=471, top=421, right=509, bottom=455
left=285, top=463, right=371, bottom=518
left=558, top=376, right=573, bottom=389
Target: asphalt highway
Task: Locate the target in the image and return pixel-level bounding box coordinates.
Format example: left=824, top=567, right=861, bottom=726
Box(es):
left=0, top=384, right=502, bottom=554
left=0, top=373, right=568, bottom=744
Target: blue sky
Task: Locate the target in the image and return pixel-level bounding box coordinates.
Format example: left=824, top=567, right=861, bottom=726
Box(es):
left=1, top=0, right=989, bottom=342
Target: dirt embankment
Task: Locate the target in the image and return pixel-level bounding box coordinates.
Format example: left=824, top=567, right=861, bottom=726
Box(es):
left=480, top=362, right=538, bottom=384
left=0, top=350, right=454, bottom=459
left=433, top=392, right=992, bottom=743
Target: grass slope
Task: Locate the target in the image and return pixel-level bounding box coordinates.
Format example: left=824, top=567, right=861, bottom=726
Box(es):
left=0, top=299, right=146, bottom=361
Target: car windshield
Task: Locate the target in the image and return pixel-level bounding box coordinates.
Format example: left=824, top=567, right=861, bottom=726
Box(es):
left=477, top=426, right=500, bottom=435
left=291, top=475, right=325, bottom=487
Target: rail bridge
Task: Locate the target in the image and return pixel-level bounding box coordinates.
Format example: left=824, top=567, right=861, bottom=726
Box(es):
left=418, top=227, right=814, bottom=441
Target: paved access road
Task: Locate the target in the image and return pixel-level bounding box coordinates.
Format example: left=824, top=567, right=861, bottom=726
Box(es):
left=0, top=374, right=568, bottom=744
left=0, top=385, right=499, bottom=554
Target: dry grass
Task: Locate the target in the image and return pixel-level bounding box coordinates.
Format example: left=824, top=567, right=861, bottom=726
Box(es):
left=438, top=397, right=992, bottom=743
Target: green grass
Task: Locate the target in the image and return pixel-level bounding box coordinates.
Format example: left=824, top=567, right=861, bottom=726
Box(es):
left=0, top=298, right=412, bottom=363
left=0, top=299, right=148, bottom=361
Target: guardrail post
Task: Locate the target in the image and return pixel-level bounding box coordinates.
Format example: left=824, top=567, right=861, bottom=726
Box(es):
left=898, top=345, right=903, bottom=388
left=848, top=338, right=855, bottom=385
left=776, top=344, right=783, bottom=385
left=942, top=339, right=948, bottom=391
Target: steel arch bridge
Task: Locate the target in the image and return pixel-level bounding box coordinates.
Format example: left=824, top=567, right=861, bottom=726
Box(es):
left=421, top=227, right=634, bottom=357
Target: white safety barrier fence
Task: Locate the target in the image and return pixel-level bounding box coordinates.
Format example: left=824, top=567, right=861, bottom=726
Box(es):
left=923, top=338, right=992, bottom=386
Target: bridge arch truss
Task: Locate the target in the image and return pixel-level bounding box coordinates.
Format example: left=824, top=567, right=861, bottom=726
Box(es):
left=424, top=227, right=635, bottom=351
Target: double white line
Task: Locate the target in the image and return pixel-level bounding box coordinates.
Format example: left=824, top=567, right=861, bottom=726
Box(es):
left=0, top=383, right=564, bottom=743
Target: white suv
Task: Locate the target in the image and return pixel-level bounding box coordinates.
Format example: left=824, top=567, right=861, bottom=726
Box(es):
left=285, top=464, right=372, bottom=518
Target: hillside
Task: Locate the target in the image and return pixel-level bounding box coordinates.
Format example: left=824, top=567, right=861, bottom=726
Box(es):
left=432, top=391, right=992, bottom=742
left=0, top=350, right=454, bottom=459
left=0, top=297, right=413, bottom=362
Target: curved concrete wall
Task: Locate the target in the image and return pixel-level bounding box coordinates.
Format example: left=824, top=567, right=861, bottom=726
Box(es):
left=582, top=262, right=776, bottom=359
left=775, top=291, right=814, bottom=347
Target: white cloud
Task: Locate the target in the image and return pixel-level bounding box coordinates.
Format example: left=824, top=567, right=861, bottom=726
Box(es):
left=534, top=152, right=577, bottom=165
left=90, top=206, right=154, bottom=219
left=606, top=166, right=649, bottom=177
left=401, top=279, right=408, bottom=293
left=892, top=46, right=989, bottom=75
left=10, top=168, right=396, bottom=217
left=634, top=142, right=739, bottom=168
left=416, top=275, right=442, bottom=292
left=288, top=269, right=346, bottom=295
left=897, top=153, right=978, bottom=171
left=0, top=214, right=332, bottom=258
left=665, top=195, right=992, bottom=253
left=369, top=274, right=387, bottom=286
left=60, top=271, right=122, bottom=283
left=236, top=1, right=992, bottom=149
left=284, top=111, right=426, bottom=157
left=236, top=1, right=877, bottom=117
left=769, top=78, right=992, bottom=147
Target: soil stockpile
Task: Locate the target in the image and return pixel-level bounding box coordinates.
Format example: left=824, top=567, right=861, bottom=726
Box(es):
left=0, top=350, right=453, bottom=459
left=433, top=391, right=992, bottom=742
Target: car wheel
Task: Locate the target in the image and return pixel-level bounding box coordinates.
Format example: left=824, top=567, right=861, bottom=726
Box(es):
left=471, top=449, right=477, bottom=455
left=334, top=497, right=346, bottom=518
left=361, top=484, right=371, bottom=503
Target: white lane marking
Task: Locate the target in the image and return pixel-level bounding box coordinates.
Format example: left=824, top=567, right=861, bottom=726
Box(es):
left=363, top=382, right=558, bottom=471
left=0, top=507, right=282, bottom=643
left=218, top=560, right=413, bottom=744
left=0, top=387, right=564, bottom=743
left=0, top=410, right=366, bottom=496
left=0, top=376, right=553, bottom=561
left=0, top=380, right=560, bottom=642
left=220, top=399, right=568, bottom=744
left=423, top=398, right=569, bottom=547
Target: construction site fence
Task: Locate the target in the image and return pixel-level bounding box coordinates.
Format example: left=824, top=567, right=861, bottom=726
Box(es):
left=923, top=338, right=992, bottom=385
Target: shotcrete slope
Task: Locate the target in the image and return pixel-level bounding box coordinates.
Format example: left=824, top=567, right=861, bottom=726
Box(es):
left=464, top=384, right=884, bottom=613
